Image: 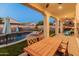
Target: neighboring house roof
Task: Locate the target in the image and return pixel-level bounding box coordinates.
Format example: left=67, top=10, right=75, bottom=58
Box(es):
left=8, top=17, right=20, bottom=23
left=22, top=22, right=36, bottom=26
left=0, top=17, right=20, bottom=24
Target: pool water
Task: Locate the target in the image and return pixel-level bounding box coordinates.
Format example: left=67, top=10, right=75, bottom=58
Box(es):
left=15, top=32, right=31, bottom=41
left=64, top=31, right=70, bottom=35
left=0, top=32, right=31, bottom=45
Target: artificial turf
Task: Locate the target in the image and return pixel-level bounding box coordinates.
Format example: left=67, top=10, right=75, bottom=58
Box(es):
left=0, top=40, right=27, bottom=56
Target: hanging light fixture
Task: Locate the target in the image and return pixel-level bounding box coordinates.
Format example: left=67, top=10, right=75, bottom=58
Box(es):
left=58, top=3, right=63, bottom=10
left=41, top=3, right=50, bottom=9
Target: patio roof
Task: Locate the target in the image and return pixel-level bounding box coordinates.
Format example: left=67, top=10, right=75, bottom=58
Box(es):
left=22, top=3, right=76, bottom=18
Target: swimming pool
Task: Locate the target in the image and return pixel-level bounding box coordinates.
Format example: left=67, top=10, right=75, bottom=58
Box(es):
left=0, top=32, right=31, bottom=45
left=15, top=32, right=31, bottom=41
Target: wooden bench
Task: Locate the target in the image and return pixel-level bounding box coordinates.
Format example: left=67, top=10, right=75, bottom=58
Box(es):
left=24, top=37, right=62, bottom=56
left=68, top=36, right=79, bottom=56
left=57, top=42, right=68, bottom=56
left=55, top=35, right=69, bottom=56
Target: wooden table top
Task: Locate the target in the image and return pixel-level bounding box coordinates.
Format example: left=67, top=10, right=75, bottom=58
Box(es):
left=24, top=37, right=62, bottom=56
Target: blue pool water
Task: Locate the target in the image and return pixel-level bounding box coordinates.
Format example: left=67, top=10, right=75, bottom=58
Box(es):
left=0, top=32, right=31, bottom=45
left=15, top=32, right=31, bottom=41
left=64, top=31, right=71, bottom=36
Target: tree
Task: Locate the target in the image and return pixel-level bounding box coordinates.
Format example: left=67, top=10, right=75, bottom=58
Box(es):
left=0, top=18, right=3, bottom=24
left=36, top=20, right=54, bottom=26
left=36, top=20, right=43, bottom=25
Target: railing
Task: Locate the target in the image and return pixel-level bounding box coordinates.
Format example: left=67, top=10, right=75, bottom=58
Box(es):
left=0, top=31, right=31, bottom=45
left=26, top=32, right=44, bottom=46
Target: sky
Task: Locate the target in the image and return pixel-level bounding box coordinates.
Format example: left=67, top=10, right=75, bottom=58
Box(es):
left=0, top=3, right=55, bottom=23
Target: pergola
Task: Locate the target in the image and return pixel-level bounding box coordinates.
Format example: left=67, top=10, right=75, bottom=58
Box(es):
left=22, top=3, right=79, bottom=38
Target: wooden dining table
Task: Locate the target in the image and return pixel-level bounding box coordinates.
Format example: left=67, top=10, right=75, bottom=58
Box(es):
left=24, top=37, right=62, bottom=56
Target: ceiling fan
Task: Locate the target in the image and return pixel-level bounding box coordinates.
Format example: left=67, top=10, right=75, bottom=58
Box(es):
left=45, top=3, right=49, bottom=8
left=45, top=3, right=62, bottom=8
left=42, top=3, right=63, bottom=9
left=58, top=3, right=62, bottom=5
left=41, top=3, right=49, bottom=9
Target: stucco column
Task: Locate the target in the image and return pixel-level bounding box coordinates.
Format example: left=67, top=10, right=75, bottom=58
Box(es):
left=55, top=19, right=59, bottom=34
left=75, top=3, right=79, bottom=36
left=74, top=20, right=77, bottom=36
left=44, top=14, right=49, bottom=38
left=60, top=21, right=63, bottom=33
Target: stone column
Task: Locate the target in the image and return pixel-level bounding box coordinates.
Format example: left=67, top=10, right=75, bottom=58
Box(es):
left=44, top=14, right=49, bottom=38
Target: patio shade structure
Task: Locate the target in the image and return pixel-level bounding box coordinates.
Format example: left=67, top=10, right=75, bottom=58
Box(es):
left=22, top=3, right=79, bottom=38
left=21, top=3, right=79, bottom=56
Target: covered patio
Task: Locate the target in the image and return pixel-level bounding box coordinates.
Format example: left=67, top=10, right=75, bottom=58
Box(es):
left=21, top=3, right=79, bottom=56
